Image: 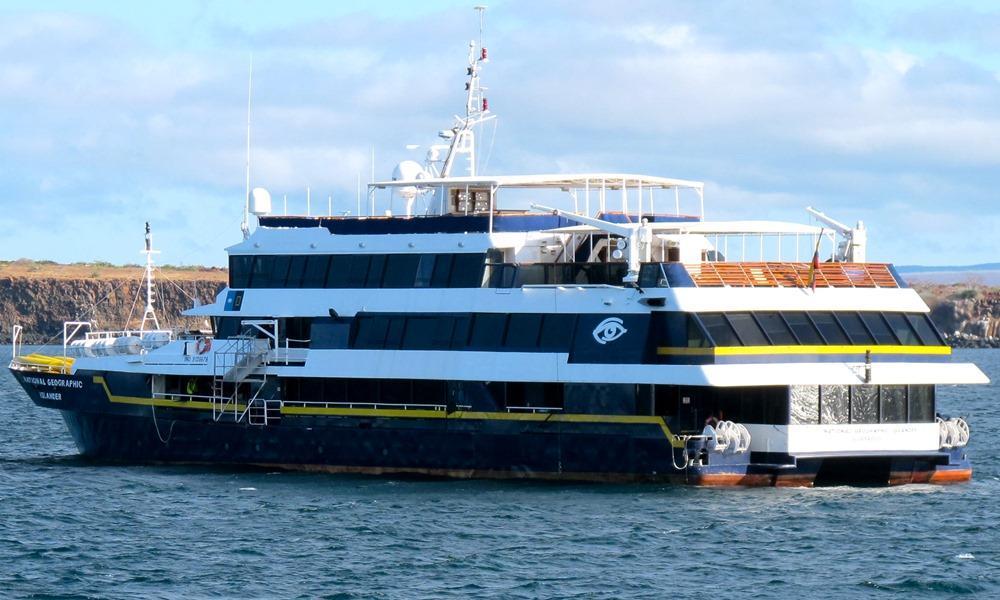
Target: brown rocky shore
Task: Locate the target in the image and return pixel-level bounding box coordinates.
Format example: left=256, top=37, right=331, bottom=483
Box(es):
left=1, top=260, right=998, bottom=348
left=0, top=260, right=227, bottom=344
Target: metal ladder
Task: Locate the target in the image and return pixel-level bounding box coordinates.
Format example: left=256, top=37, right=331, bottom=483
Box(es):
left=211, top=334, right=269, bottom=423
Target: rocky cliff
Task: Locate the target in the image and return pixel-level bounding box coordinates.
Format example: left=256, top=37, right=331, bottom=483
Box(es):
left=917, top=284, right=1000, bottom=348
left=0, top=261, right=226, bottom=344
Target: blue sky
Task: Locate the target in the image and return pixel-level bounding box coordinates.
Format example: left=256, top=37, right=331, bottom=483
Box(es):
left=1, top=0, right=999, bottom=266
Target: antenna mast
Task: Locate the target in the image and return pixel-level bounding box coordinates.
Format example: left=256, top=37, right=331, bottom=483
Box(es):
left=140, top=222, right=161, bottom=332
left=241, top=57, right=253, bottom=240
left=440, top=5, right=494, bottom=178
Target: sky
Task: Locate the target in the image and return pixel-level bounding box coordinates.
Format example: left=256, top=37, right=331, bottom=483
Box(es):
left=1, top=0, right=999, bottom=267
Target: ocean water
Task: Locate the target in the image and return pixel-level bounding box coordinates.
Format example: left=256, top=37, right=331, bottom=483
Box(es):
left=1, top=348, right=998, bottom=599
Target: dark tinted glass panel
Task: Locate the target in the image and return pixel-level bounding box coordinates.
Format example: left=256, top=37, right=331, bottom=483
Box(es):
left=505, top=314, right=542, bottom=349
left=726, top=313, right=770, bottom=346
left=309, top=318, right=351, bottom=349
left=413, top=380, right=447, bottom=405
left=884, top=313, right=920, bottom=345
left=850, top=385, right=879, bottom=423
left=836, top=312, right=875, bottom=345
left=385, top=316, right=405, bottom=349
left=820, top=385, right=850, bottom=424
left=811, top=312, right=849, bottom=345
left=450, top=316, right=472, bottom=348
left=354, top=317, right=389, bottom=349
left=469, top=314, right=507, bottom=349
left=414, top=255, right=435, bottom=288
left=301, top=255, right=329, bottom=288
left=325, top=256, right=350, bottom=288
left=451, top=253, right=486, bottom=287
left=699, top=313, right=741, bottom=346
left=229, top=255, right=252, bottom=288
left=250, top=255, right=275, bottom=288
left=402, top=317, right=454, bottom=350
left=687, top=316, right=710, bottom=347
left=348, top=379, right=377, bottom=404
left=908, top=385, right=935, bottom=422
left=488, top=264, right=517, bottom=288
left=516, top=264, right=547, bottom=285
left=782, top=312, right=824, bottom=344
left=430, top=254, right=453, bottom=288
left=364, top=255, right=386, bottom=288
left=285, top=256, right=307, bottom=288
left=539, top=314, right=576, bottom=351
left=860, top=312, right=898, bottom=345
left=907, top=314, right=944, bottom=345
left=380, top=380, right=411, bottom=405
left=272, top=256, right=293, bottom=287
left=881, top=385, right=907, bottom=423
left=383, top=254, right=420, bottom=288
left=754, top=312, right=797, bottom=345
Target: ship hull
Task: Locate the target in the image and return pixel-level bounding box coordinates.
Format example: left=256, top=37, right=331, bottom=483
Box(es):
left=13, top=369, right=970, bottom=487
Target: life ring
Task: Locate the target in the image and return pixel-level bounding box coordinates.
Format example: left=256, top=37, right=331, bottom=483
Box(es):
left=185, top=378, right=197, bottom=395
left=195, top=337, right=212, bottom=355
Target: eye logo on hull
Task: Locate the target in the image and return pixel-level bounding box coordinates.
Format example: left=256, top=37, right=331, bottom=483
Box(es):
left=593, top=317, right=627, bottom=344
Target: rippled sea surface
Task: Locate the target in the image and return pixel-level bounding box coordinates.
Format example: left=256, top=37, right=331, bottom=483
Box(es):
left=1, top=347, right=999, bottom=599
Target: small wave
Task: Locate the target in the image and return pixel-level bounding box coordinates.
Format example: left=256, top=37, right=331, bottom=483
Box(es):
left=238, top=487, right=257, bottom=491
left=956, top=553, right=975, bottom=560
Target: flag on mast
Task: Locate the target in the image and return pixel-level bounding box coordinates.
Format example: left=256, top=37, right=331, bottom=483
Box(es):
left=807, top=229, right=824, bottom=291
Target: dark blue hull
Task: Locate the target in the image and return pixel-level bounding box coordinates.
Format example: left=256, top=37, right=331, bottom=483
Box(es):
left=12, top=369, right=970, bottom=486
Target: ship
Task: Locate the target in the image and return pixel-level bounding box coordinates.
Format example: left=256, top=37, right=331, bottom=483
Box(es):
left=8, top=8, right=987, bottom=486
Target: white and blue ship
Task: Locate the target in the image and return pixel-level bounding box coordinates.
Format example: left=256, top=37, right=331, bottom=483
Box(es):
left=9, top=10, right=986, bottom=485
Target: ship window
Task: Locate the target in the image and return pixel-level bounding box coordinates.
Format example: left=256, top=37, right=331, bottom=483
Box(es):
left=380, top=380, right=411, bottom=405
left=325, top=256, right=349, bottom=288
left=686, top=316, right=710, bottom=348
left=384, top=316, right=406, bottom=349
left=364, top=255, right=386, bottom=288
left=810, top=312, right=849, bottom=345
left=450, top=315, right=472, bottom=348
left=249, top=255, right=274, bottom=288
left=539, top=314, right=576, bottom=351
left=286, top=256, right=307, bottom=288
left=348, top=379, right=378, bottom=404
left=354, top=316, right=389, bottom=349
left=469, top=314, right=507, bottom=349
left=414, top=254, right=436, bottom=288
left=430, top=254, right=453, bottom=288
left=790, top=385, right=820, bottom=424
left=505, top=314, right=543, bottom=349
left=301, top=255, right=330, bottom=288
left=699, top=313, right=741, bottom=346
left=860, top=312, right=898, bottom=345
left=229, top=255, right=252, bottom=288
left=310, top=317, right=351, bottom=349
left=450, top=253, right=487, bottom=287
left=781, top=312, right=824, bottom=345
left=907, top=314, right=944, bottom=345
left=271, top=255, right=292, bottom=288
left=413, top=379, right=447, bottom=405
left=383, top=254, right=420, bottom=288
left=820, top=385, right=850, bottom=424
left=726, top=313, right=770, bottom=346
left=516, top=264, right=547, bottom=286
left=754, top=312, right=797, bottom=345
left=403, top=316, right=454, bottom=350
left=908, top=385, right=935, bottom=422
left=850, top=385, right=879, bottom=423
left=884, top=312, right=920, bottom=345
left=880, top=385, right=907, bottom=423
left=835, top=312, right=875, bottom=345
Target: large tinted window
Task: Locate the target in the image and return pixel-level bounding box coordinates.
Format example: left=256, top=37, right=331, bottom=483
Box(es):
left=414, top=255, right=436, bottom=288
left=907, top=314, right=944, bottom=345
left=835, top=312, right=875, bottom=345
left=402, top=316, right=453, bottom=350
left=505, top=314, right=543, bottom=349
left=229, top=255, right=252, bottom=288
left=699, top=314, right=741, bottom=346
left=301, top=255, right=329, bottom=288
left=383, top=254, right=420, bottom=288
left=782, top=312, right=824, bottom=344
left=285, top=256, right=308, bottom=288
left=354, top=316, right=389, bottom=349
left=884, top=313, right=920, bottom=345
left=430, top=254, right=453, bottom=288
left=250, top=255, right=275, bottom=288
left=469, top=314, right=507, bottom=349
left=365, top=255, right=386, bottom=288
left=726, top=313, right=770, bottom=346
left=539, top=314, right=576, bottom=351
left=860, top=312, right=898, bottom=345
left=811, top=312, right=849, bottom=344
left=755, top=312, right=797, bottom=345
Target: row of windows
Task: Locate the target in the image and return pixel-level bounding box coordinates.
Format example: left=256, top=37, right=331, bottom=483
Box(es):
left=695, top=311, right=944, bottom=347
left=229, top=253, right=488, bottom=289
left=790, top=384, right=934, bottom=425
left=351, top=313, right=578, bottom=352
left=487, top=262, right=630, bottom=288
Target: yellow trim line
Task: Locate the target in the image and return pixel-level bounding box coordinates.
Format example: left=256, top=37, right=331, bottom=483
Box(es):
left=91, top=376, right=683, bottom=447
left=657, top=345, right=952, bottom=357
